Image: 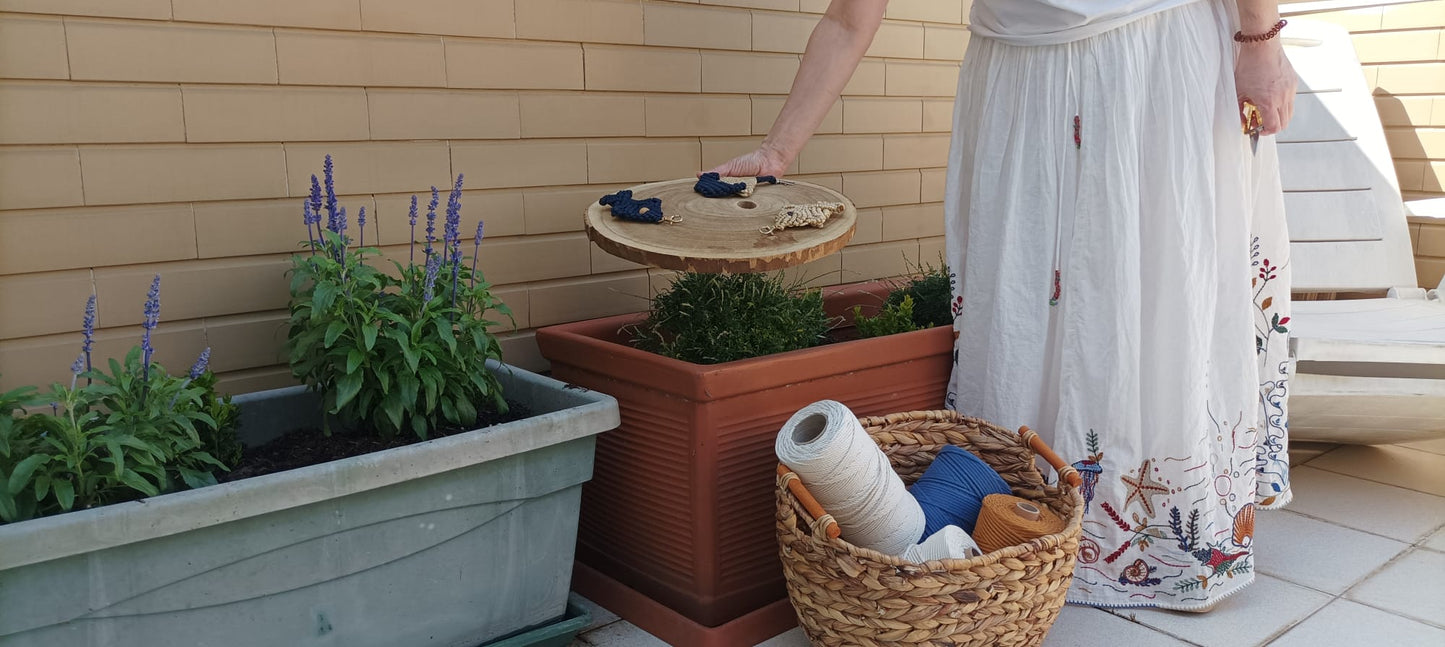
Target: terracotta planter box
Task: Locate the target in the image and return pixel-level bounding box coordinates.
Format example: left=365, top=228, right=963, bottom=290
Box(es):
left=535, top=280, right=954, bottom=646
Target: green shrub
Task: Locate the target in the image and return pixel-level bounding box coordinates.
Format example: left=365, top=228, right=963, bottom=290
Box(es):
left=885, top=259, right=955, bottom=329
left=631, top=272, right=834, bottom=364
left=853, top=294, right=921, bottom=339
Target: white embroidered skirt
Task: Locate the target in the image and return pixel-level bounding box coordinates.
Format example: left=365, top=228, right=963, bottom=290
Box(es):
left=942, top=0, right=1293, bottom=609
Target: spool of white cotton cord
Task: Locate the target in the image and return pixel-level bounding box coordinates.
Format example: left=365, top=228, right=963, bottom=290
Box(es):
left=901, top=526, right=982, bottom=563
left=774, top=400, right=926, bottom=556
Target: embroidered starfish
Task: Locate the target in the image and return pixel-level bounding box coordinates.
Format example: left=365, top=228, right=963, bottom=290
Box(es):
left=1121, top=459, right=1170, bottom=516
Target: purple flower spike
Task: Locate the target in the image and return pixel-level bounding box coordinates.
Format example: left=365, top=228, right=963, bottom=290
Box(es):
left=357, top=206, right=367, bottom=248
left=309, top=174, right=323, bottom=220
left=422, top=253, right=441, bottom=302
left=334, top=205, right=349, bottom=264
left=141, top=275, right=161, bottom=353
left=81, top=294, right=96, bottom=372
left=303, top=202, right=318, bottom=254
left=140, top=275, right=161, bottom=394
left=471, top=221, right=484, bottom=289
left=323, top=155, right=339, bottom=234
left=69, top=352, right=84, bottom=390
left=446, top=174, right=465, bottom=313
left=408, top=195, right=419, bottom=265
left=424, top=186, right=439, bottom=261
left=189, top=347, right=211, bottom=380
left=444, top=175, right=463, bottom=253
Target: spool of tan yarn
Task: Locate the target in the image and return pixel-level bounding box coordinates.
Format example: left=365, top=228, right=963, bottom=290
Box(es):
left=973, top=493, right=1066, bottom=554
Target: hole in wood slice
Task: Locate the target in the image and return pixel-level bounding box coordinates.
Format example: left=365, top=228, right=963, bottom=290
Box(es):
left=736, top=200, right=758, bottom=210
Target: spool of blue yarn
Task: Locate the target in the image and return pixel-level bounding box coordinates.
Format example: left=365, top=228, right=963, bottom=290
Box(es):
left=908, top=445, right=1012, bottom=537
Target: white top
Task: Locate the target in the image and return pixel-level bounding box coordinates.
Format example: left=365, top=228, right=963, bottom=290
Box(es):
left=969, top=0, right=1202, bottom=45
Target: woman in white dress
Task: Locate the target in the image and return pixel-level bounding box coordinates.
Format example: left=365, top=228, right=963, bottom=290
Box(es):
left=709, top=0, right=1296, bottom=611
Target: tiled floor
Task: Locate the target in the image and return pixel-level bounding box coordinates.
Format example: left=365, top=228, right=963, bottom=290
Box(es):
left=569, top=439, right=1445, bottom=646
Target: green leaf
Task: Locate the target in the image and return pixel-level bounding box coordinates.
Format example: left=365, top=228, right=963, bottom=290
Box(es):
left=107, top=439, right=125, bottom=477
left=53, top=479, right=75, bottom=510
left=455, top=398, right=477, bottom=427
left=186, top=411, right=218, bottom=430
left=174, top=416, right=201, bottom=446
left=382, top=390, right=405, bottom=430
left=402, top=343, right=420, bottom=372
left=434, top=320, right=458, bottom=352
left=324, top=320, right=348, bottom=348
left=0, top=489, right=17, bottom=522
left=335, top=371, right=364, bottom=411
left=34, top=473, right=50, bottom=501
left=469, top=370, right=493, bottom=396
left=177, top=467, right=217, bottom=490
left=119, top=469, right=160, bottom=497
left=422, top=373, right=439, bottom=411
left=440, top=398, right=458, bottom=424
left=357, top=388, right=375, bottom=418
left=346, top=349, right=365, bottom=375
left=189, top=451, right=228, bottom=470
left=399, top=375, right=420, bottom=408
left=7, top=454, right=50, bottom=495
left=313, top=281, right=339, bottom=314
left=410, top=415, right=429, bottom=439
left=361, top=324, right=379, bottom=351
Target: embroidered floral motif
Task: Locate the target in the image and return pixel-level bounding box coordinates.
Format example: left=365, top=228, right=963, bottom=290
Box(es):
left=1072, top=429, right=1105, bottom=513
left=1252, top=236, right=1292, bottom=506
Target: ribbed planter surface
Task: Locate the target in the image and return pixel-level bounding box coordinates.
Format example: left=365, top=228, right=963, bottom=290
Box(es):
left=535, top=281, right=954, bottom=639
left=0, top=361, right=619, bottom=647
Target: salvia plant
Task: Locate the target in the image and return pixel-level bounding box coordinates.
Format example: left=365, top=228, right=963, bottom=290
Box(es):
left=285, top=156, right=511, bottom=440
left=0, top=279, right=241, bottom=524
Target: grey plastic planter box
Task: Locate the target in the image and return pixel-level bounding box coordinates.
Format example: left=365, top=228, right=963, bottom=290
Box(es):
left=0, top=361, right=619, bottom=647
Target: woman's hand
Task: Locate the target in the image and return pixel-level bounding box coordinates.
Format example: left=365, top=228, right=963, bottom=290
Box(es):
left=702, top=145, right=792, bottom=178
left=1235, top=39, right=1297, bottom=136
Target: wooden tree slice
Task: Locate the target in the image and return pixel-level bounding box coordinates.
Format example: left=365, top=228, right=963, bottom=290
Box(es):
left=585, top=178, right=857, bottom=274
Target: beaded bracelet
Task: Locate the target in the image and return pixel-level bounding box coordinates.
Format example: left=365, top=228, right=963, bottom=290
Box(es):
left=1235, top=19, right=1286, bottom=43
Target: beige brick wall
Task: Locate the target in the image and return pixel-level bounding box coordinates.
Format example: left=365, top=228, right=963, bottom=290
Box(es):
left=0, top=0, right=1439, bottom=395
left=0, top=0, right=965, bottom=394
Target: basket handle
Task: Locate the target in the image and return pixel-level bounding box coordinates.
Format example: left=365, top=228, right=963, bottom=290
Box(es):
left=776, top=464, right=842, bottom=540
left=1019, top=426, right=1082, bottom=488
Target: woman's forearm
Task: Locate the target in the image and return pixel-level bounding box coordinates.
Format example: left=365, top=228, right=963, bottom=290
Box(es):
left=761, top=1, right=887, bottom=166
left=1235, top=0, right=1281, bottom=33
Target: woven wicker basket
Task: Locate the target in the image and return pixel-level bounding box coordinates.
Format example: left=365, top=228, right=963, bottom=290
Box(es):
left=775, top=410, right=1085, bottom=647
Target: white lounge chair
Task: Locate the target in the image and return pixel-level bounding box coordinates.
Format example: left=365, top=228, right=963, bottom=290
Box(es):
left=1278, top=19, right=1445, bottom=445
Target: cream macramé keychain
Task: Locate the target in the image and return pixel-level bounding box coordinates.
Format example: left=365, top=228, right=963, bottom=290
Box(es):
left=761, top=202, right=844, bottom=235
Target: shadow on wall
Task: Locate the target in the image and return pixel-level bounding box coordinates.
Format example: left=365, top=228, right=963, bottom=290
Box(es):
left=1372, top=91, right=1444, bottom=289
left=1279, top=30, right=1423, bottom=301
